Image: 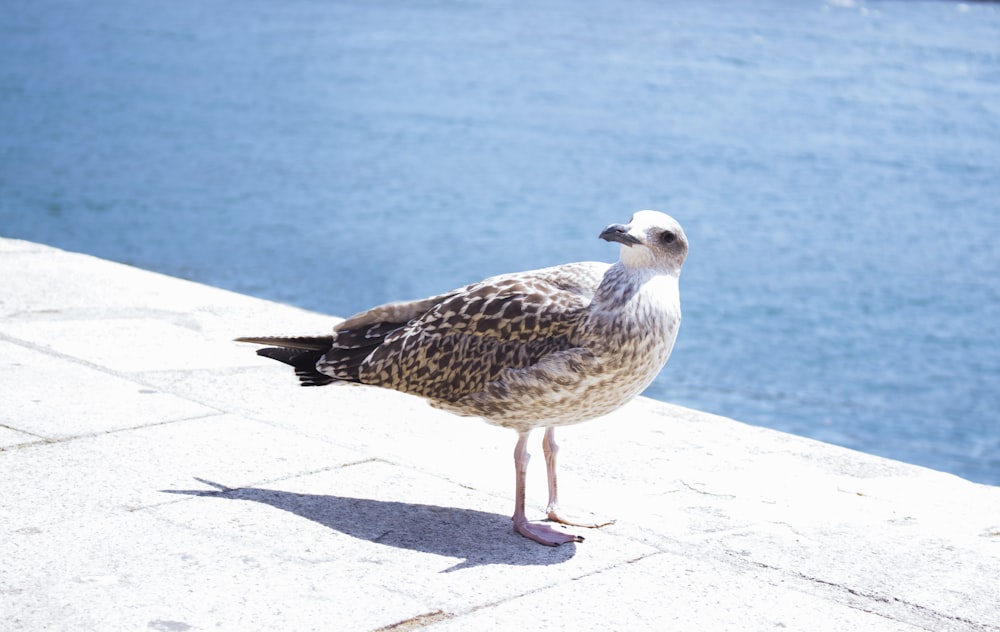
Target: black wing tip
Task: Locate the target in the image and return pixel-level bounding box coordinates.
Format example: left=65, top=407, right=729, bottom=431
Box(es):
left=250, top=345, right=339, bottom=387
left=295, top=369, right=337, bottom=387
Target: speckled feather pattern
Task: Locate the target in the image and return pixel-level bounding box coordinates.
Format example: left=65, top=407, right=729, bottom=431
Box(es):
left=320, top=263, right=605, bottom=423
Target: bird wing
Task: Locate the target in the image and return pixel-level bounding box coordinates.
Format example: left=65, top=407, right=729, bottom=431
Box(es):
left=329, top=262, right=608, bottom=403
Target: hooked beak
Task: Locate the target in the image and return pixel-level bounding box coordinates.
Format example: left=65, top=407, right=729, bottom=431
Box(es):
left=599, top=223, right=641, bottom=247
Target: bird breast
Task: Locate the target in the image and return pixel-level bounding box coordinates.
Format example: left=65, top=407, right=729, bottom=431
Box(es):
left=583, top=273, right=681, bottom=401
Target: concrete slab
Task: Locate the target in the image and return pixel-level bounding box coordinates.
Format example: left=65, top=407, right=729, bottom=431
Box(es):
left=2, top=237, right=999, bottom=632
left=0, top=340, right=216, bottom=439
left=427, top=550, right=927, bottom=632
left=5, top=510, right=431, bottom=632
left=3, top=317, right=257, bottom=372
left=0, top=414, right=366, bottom=528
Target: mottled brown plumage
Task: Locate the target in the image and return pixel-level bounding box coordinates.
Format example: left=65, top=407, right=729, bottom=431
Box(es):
left=237, top=210, right=688, bottom=546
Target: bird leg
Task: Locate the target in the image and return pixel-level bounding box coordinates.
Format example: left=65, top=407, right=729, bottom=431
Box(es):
left=511, top=430, right=583, bottom=546
left=543, top=427, right=615, bottom=529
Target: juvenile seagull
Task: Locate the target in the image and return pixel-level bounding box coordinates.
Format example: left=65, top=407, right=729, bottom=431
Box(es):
left=237, top=210, right=688, bottom=546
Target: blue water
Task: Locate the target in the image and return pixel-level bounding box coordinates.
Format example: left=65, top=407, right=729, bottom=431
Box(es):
left=2, top=1, right=999, bottom=484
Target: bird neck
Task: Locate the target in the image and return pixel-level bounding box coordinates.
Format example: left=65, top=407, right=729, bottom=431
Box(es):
left=592, top=262, right=678, bottom=312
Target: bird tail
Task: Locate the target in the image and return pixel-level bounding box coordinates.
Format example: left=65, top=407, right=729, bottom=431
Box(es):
left=235, top=336, right=337, bottom=387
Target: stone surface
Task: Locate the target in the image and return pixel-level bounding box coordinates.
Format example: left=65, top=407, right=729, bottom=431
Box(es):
left=2, top=237, right=999, bottom=631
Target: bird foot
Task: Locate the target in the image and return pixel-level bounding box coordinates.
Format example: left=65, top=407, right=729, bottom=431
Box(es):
left=513, top=516, right=584, bottom=546
left=546, top=506, right=616, bottom=529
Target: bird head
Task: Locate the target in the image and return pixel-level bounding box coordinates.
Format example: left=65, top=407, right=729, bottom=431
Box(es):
left=600, top=210, right=688, bottom=274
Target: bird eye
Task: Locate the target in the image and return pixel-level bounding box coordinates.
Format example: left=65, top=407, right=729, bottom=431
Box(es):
left=660, top=230, right=676, bottom=244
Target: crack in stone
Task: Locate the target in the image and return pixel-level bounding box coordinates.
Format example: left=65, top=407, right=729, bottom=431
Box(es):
left=677, top=479, right=738, bottom=498
left=736, top=555, right=998, bottom=631
left=373, top=610, right=454, bottom=631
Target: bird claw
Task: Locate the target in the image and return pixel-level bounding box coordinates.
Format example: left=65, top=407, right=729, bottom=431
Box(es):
left=513, top=517, right=584, bottom=546
left=546, top=506, right=616, bottom=529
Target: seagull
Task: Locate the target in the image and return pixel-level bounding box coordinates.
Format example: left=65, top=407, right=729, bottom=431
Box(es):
left=236, top=210, right=688, bottom=546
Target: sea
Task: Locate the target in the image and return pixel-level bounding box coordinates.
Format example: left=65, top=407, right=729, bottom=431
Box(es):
left=2, top=0, right=999, bottom=485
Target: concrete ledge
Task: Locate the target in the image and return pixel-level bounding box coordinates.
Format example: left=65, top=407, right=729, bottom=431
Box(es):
left=2, top=237, right=998, bottom=631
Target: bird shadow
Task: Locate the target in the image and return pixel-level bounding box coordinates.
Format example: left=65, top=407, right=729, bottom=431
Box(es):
left=162, top=478, right=578, bottom=571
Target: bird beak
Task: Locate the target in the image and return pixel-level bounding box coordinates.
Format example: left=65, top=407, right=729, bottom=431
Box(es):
left=599, top=224, right=641, bottom=247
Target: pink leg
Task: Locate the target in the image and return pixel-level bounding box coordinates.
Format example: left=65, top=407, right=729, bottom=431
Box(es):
left=543, top=427, right=614, bottom=528
left=511, top=430, right=583, bottom=546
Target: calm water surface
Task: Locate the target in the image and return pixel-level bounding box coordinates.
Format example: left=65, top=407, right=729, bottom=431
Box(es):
left=2, top=0, right=999, bottom=483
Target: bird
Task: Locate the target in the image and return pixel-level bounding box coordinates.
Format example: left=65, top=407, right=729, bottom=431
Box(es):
left=236, top=210, right=688, bottom=546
